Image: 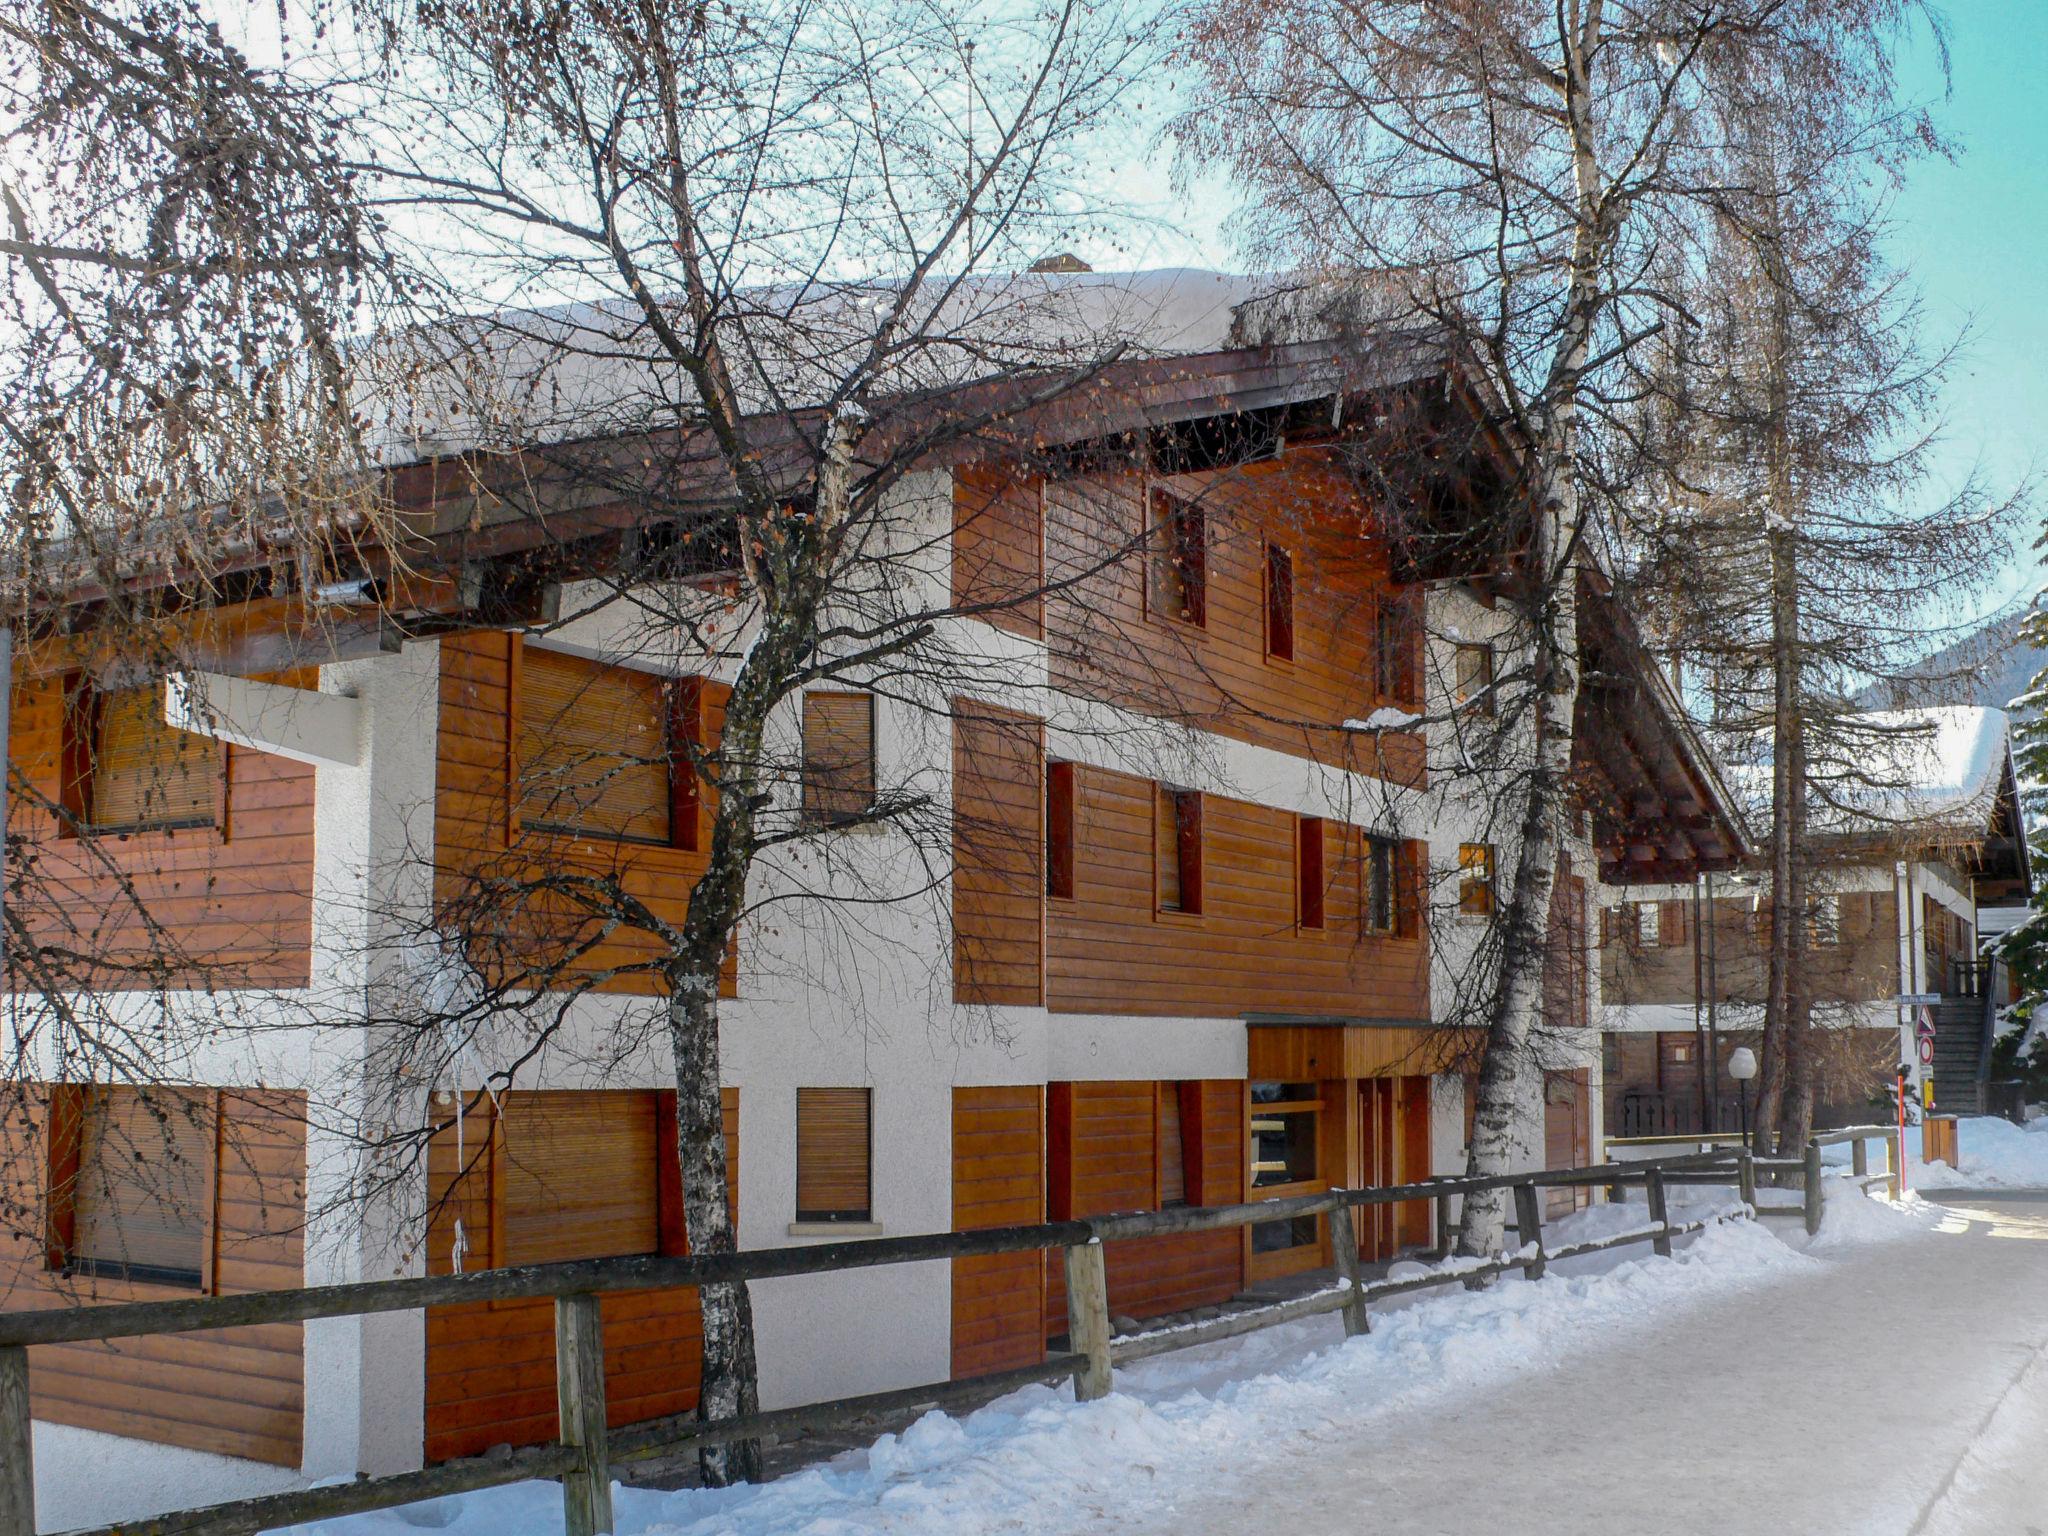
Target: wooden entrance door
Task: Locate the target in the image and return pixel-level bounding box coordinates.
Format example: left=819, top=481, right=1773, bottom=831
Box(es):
left=1543, top=1070, right=1591, bottom=1217
left=1247, top=1081, right=1326, bottom=1280
left=1357, top=1075, right=1433, bottom=1261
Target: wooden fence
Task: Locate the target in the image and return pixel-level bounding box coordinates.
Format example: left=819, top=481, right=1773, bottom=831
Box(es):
left=0, top=1130, right=1899, bottom=1536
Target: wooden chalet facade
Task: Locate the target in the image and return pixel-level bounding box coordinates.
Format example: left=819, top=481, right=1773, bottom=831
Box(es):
left=1599, top=706, right=2031, bottom=1135
left=0, top=271, right=1742, bottom=1494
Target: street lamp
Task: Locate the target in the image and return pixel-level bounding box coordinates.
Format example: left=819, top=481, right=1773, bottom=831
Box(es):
left=1728, top=1047, right=1758, bottom=1151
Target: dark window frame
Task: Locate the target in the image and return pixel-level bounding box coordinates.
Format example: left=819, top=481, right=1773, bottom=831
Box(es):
left=1264, top=543, right=1295, bottom=661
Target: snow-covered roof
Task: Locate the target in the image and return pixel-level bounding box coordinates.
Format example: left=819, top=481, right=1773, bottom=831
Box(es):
left=1727, top=706, right=2016, bottom=846
left=364, top=268, right=1415, bottom=465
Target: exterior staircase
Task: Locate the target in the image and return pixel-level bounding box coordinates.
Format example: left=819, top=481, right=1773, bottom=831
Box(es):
left=1929, top=959, right=2000, bottom=1117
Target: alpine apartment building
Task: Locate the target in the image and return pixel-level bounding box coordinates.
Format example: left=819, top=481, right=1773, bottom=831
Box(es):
left=0, top=271, right=1745, bottom=1493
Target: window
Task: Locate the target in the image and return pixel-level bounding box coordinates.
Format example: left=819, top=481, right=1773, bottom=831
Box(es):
left=1157, top=1083, right=1189, bottom=1208
left=1811, top=893, right=1842, bottom=947
left=65, top=680, right=217, bottom=834
left=501, top=1090, right=663, bottom=1263
left=1248, top=1083, right=1320, bottom=1189
left=1264, top=544, right=1294, bottom=660
left=1045, top=760, right=1077, bottom=900
left=1364, top=837, right=1395, bottom=935
left=1374, top=595, right=1417, bottom=705
left=1249, top=1082, right=1321, bottom=1257
left=1458, top=843, right=1495, bottom=917
left=1297, top=816, right=1326, bottom=930
left=51, top=1086, right=212, bottom=1288
left=801, top=691, right=877, bottom=825
left=795, top=1087, right=871, bottom=1223
left=1636, top=901, right=1662, bottom=948
left=1148, top=488, right=1206, bottom=627
left=517, top=646, right=692, bottom=846
left=1156, top=786, right=1203, bottom=915
left=1454, top=644, right=1494, bottom=716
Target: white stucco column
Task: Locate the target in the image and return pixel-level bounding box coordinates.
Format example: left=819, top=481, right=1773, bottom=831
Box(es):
left=297, top=640, right=441, bottom=1479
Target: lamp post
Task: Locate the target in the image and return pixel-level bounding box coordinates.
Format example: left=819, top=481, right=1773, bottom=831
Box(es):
left=1728, top=1047, right=1758, bottom=1153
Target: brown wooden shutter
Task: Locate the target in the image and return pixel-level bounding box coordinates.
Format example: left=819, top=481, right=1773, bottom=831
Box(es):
left=1155, top=785, right=1181, bottom=911
left=1297, top=816, right=1326, bottom=930
left=517, top=647, right=671, bottom=844
left=500, top=1090, right=660, bottom=1264
left=88, top=686, right=215, bottom=832
left=1045, top=760, right=1076, bottom=900
left=802, top=692, right=876, bottom=823
left=1156, top=788, right=1202, bottom=914
left=71, top=1087, right=212, bottom=1282
left=1661, top=900, right=1687, bottom=945
left=1395, top=839, right=1422, bottom=939
left=796, top=1087, right=871, bottom=1221
left=1157, top=1084, right=1186, bottom=1207
left=666, top=677, right=704, bottom=853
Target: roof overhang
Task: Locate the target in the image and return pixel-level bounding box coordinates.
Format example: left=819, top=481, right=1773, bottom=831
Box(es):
left=1573, top=574, right=1751, bottom=886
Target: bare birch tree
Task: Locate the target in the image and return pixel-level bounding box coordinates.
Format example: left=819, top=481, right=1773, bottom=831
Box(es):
left=1173, top=0, right=1947, bottom=1253
left=340, top=0, right=1158, bottom=1482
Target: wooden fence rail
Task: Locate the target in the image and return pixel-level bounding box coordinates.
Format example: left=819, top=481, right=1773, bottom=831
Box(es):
left=0, top=1134, right=1898, bottom=1536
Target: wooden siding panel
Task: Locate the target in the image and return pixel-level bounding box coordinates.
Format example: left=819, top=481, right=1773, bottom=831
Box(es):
left=422, top=1087, right=739, bottom=1462
left=952, top=705, right=1045, bottom=1006
left=950, top=1087, right=1046, bottom=1378
left=952, top=467, right=1044, bottom=639
left=1039, top=457, right=1424, bottom=786
left=0, top=1088, right=306, bottom=1465
left=1046, top=766, right=1427, bottom=1019
left=6, top=670, right=316, bottom=990
left=1044, top=1081, right=1243, bottom=1341
left=1601, top=890, right=1900, bottom=1009
left=435, top=633, right=736, bottom=996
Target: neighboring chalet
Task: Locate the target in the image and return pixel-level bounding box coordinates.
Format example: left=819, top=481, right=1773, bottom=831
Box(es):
left=1600, top=705, right=2031, bottom=1134
left=0, top=271, right=1740, bottom=1493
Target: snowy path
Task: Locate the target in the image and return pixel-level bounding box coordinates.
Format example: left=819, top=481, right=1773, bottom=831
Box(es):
left=1120, top=1192, right=2048, bottom=1536
left=219, top=1187, right=2048, bottom=1536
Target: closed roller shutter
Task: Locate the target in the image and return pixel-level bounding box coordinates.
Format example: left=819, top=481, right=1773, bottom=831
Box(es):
left=71, top=1086, right=213, bottom=1283
left=801, top=693, right=875, bottom=823
left=795, top=1087, right=870, bottom=1221
left=88, top=685, right=215, bottom=832
left=500, top=1090, right=660, bottom=1263
left=517, top=646, right=671, bottom=844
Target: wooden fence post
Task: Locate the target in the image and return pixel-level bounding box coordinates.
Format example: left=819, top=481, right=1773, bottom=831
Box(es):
left=1434, top=1192, right=1455, bottom=1258
left=1738, top=1149, right=1757, bottom=1210
left=1804, top=1141, right=1824, bottom=1238
left=1645, top=1167, right=1672, bottom=1258
left=0, top=1346, right=31, bottom=1536
left=1327, top=1204, right=1370, bottom=1336
left=555, top=1293, right=613, bottom=1536
left=1885, top=1133, right=1900, bottom=1201
left=1512, top=1182, right=1547, bottom=1281
left=1063, top=1241, right=1114, bottom=1402
left=1852, top=1137, right=1869, bottom=1179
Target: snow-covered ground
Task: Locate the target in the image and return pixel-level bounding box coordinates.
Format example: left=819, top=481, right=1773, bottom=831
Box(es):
left=39, top=1183, right=2048, bottom=1536
left=1908, top=1113, right=2048, bottom=1189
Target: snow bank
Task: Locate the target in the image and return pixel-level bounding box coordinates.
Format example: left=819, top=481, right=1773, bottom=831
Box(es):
left=1908, top=1115, right=2048, bottom=1190
left=281, top=1212, right=1825, bottom=1536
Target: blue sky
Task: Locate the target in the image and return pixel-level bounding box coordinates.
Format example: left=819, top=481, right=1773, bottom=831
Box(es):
left=1104, top=5, right=2044, bottom=624
left=1889, top=1, right=2047, bottom=615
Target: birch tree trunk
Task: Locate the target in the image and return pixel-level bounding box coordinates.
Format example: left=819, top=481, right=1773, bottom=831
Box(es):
left=665, top=638, right=781, bottom=1487
left=1457, top=2, right=1607, bottom=1259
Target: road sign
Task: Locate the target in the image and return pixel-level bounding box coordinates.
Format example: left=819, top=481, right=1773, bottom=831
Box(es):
left=1896, top=993, right=1941, bottom=1007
